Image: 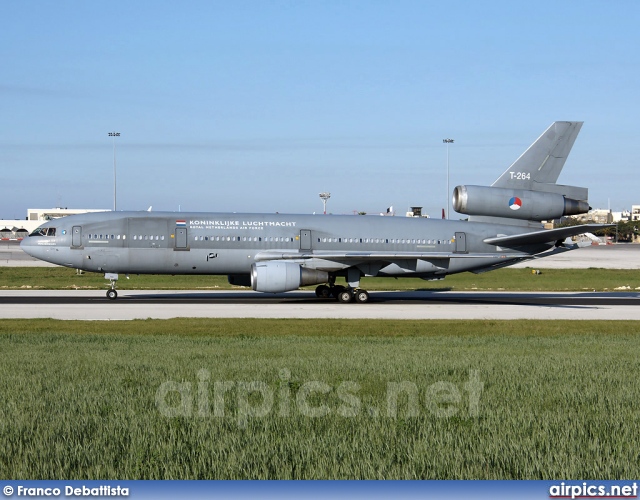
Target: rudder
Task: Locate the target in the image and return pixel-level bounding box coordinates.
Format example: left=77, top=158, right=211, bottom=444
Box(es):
left=492, top=121, right=583, bottom=191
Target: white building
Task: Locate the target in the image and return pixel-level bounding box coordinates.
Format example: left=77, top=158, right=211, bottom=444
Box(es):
left=1, top=208, right=109, bottom=240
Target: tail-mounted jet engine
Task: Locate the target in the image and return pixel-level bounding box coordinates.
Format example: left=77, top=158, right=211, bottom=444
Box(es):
left=251, top=261, right=329, bottom=293
left=452, top=185, right=590, bottom=221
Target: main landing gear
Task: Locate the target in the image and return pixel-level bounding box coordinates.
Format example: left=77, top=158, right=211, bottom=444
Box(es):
left=315, top=269, right=370, bottom=303
left=335, top=287, right=370, bottom=303
left=315, top=285, right=370, bottom=303
left=315, top=282, right=370, bottom=304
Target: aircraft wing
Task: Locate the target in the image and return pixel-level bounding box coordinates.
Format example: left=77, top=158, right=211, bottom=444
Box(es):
left=255, top=251, right=524, bottom=262
left=483, top=224, right=612, bottom=247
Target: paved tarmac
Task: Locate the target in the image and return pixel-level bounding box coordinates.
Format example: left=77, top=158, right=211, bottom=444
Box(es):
left=2, top=289, right=640, bottom=320
left=2, top=241, right=639, bottom=320
left=0, top=241, right=56, bottom=266
left=510, top=243, right=640, bottom=269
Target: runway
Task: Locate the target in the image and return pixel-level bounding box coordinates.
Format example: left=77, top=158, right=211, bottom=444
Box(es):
left=2, top=289, right=640, bottom=320
left=3, top=241, right=640, bottom=320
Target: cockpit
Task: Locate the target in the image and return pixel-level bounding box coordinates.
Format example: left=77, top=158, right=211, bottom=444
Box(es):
left=29, top=227, right=57, bottom=237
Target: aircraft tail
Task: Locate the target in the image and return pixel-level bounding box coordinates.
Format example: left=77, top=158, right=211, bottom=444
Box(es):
left=454, top=121, right=590, bottom=226
left=492, top=121, right=586, bottom=199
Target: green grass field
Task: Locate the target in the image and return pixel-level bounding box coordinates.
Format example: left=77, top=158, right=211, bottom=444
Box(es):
left=2, top=266, right=640, bottom=291
left=1, top=319, right=639, bottom=479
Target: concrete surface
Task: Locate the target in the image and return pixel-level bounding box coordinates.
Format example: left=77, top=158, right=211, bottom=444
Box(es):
left=1, top=289, right=639, bottom=320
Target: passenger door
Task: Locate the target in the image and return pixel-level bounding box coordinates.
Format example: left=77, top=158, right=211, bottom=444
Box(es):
left=300, top=229, right=312, bottom=251
left=175, top=227, right=188, bottom=250
left=454, top=232, right=467, bottom=253
left=72, top=226, right=82, bottom=248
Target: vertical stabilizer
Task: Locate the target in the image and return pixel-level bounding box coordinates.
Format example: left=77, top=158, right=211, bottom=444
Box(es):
left=492, top=121, right=583, bottom=190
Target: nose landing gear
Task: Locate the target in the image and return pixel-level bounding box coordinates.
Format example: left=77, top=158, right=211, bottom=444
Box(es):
left=105, top=273, right=119, bottom=300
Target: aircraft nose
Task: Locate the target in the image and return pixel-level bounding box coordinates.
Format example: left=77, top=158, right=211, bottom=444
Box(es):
left=20, top=235, right=36, bottom=257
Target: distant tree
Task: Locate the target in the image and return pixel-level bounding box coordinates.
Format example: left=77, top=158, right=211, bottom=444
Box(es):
left=358, top=212, right=367, bottom=216
left=613, top=220, right=639, bottom=242
left=556, top=217, right=582, bottom=227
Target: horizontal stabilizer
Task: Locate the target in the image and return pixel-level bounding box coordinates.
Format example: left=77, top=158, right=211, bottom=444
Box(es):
left=484, top=224, right=612, bottom=247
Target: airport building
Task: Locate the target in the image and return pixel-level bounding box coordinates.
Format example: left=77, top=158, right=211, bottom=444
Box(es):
left=1, top=208, right=109, bottom=240
left=571, top=208, right=635, bottom=225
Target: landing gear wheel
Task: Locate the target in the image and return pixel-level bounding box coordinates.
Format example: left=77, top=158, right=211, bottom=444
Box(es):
left=354, top=289, right=370, bottom=304
left=337, top=289, right=354, bottom=303
left=315, top=285, right=331, bottom=298
left=331, top=285, right=346, bottom=298
left=106, top=289, right=118, bottom=300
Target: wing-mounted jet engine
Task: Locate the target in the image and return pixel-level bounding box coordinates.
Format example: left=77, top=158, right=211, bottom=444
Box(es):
left=251, top=261, right=329, bottom=293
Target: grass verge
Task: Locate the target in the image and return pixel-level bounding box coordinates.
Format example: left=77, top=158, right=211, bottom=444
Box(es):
left=2, top=266, right=640, bottom=291
left=1, top=319, right=639, bottom=479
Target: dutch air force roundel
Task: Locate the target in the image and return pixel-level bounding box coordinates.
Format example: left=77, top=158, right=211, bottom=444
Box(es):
left=509, top=197, right=522, bottom=210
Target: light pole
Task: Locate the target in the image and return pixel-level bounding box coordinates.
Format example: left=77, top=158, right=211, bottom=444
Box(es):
left=443, top=138, right=454, bottom=219
left=319, top=192, right=331, bottom=214
left=109, top=132, right=120, bottom=211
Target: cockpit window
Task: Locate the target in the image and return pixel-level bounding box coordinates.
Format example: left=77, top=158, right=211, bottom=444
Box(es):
left=29, top=227, right=56, bottom=237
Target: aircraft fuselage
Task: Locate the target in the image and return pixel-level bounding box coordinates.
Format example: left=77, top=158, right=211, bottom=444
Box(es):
left=21, top=211, right=548, bottom=279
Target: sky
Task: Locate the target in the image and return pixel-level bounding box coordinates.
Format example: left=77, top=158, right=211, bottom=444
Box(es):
left=1, top=0, right=639, bottom=219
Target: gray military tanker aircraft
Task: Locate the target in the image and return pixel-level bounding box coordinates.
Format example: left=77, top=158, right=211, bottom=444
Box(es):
left=21, top=121, right=607, bottom=303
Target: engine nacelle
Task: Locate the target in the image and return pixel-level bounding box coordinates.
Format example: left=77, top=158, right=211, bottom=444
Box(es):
left=251, top=261, right=329, bottom=293
left=452, top=185, right=590, bottom=221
